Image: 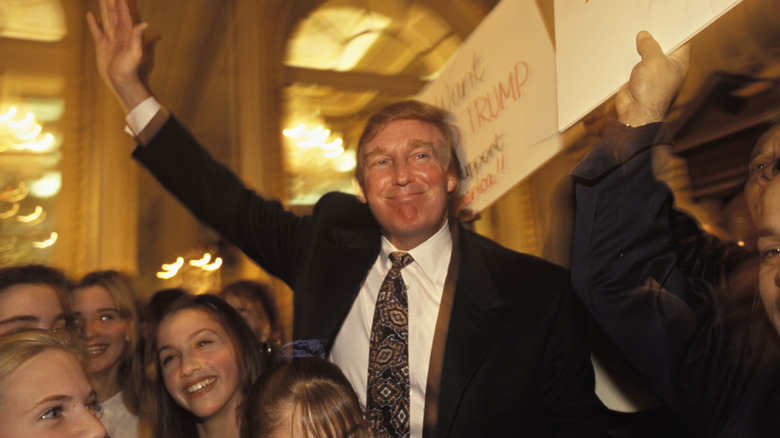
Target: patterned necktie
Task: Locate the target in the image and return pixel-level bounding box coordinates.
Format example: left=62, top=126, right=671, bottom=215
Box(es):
left=366, top=251, right=414, bottom=438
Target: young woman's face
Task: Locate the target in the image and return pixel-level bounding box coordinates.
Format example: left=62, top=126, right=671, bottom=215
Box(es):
left=0, top=349, right=107, bottom=438
left=156, top=308, right=242, bottom=422
left=73, top=285, right=131, bottom=376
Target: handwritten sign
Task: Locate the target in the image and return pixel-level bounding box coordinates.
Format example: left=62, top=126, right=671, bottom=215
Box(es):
left=555, top=0, right=743, bottom=131
left=418, top=0, right=560, bottom=212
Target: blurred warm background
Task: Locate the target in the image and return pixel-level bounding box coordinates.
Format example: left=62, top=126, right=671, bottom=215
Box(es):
left=1, top=0, right=779, bottom=336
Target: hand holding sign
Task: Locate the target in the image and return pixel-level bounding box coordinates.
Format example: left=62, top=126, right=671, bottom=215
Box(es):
left=617, top=31, right=691, bottom=127
left=555, top=0, right=742, bottom=131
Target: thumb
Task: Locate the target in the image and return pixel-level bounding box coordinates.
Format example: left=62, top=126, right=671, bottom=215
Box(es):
left=635, top=30, right=664, bottom=61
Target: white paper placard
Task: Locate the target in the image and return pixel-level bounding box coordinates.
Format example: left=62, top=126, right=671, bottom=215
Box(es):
left=555, top=0, right=743, bottom=131
left=418, top=0, right=561, bottom=212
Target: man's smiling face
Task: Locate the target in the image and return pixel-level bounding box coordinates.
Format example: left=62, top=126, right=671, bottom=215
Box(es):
left=358, top=119, right=457, bottom=250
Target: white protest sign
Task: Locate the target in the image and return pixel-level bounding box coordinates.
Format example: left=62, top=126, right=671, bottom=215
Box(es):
left=555, top=0, right=743, bottom=131
left=418, top=0, right=560, bottom=212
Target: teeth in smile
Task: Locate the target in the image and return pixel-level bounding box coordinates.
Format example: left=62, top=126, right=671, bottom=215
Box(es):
left=86, top=345, right=107, bottom=356
left=186, top=377, right=215, bottom=394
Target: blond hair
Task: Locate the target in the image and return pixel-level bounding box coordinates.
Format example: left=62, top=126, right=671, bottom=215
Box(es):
left=0, top=330, right=87, bottom=387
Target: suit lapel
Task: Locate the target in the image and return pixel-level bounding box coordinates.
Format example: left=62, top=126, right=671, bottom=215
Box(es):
left=435, top=230, right=505, bottom=437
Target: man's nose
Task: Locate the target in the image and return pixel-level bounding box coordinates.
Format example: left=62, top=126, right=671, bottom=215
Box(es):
left=394, top=163, right=413, bottom=185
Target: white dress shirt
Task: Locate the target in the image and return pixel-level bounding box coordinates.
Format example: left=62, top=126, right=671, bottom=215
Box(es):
left=330, top=221, right=452, bottom=438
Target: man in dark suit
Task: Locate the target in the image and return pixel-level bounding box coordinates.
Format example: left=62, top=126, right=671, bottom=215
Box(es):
left=572, top=31, right=780, bottom=436
left=88, top=0, right=604, bottom=436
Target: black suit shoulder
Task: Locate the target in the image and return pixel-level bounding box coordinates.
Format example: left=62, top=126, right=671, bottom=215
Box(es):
left=459, top=226, right=571, bottom=291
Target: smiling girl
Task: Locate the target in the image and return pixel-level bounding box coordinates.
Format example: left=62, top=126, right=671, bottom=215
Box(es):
left=0, top=330, right=108, bottom=438
left=146, top=294, right=265, bottom=438
left=72, top=270, right=144, bottom=438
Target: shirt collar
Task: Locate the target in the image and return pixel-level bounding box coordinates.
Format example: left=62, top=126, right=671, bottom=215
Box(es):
left=380, top=220, right=453, bottom=280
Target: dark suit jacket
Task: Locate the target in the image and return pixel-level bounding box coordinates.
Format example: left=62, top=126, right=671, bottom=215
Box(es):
left=134, top=116, right=603, bottom=437
left=571, top=121, right=780, bottom=436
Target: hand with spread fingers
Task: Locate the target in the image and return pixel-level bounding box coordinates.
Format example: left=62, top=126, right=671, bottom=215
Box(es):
left=87, top=0, right=154, bottom=112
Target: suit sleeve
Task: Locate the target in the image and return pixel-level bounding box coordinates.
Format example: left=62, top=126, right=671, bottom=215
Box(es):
left=132, top=115, right=309, bottom=282
left=569, top=120, right=760, bottom=434
left=537, top=271, right=606, bottom=437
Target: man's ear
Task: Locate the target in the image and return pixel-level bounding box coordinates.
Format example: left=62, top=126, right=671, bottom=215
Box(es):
left=446, top=173, right=458, bottom=193
left=352, top=177, right=367, bottom=203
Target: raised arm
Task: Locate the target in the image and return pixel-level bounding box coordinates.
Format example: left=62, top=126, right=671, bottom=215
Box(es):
left=87, top=0, right=153, bottom=113
left=569, top=33, right=780, bottom=435
left=572, top=31, right=692, bottom=358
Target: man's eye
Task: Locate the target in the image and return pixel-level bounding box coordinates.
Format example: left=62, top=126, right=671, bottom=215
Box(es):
left=750, top=162, right=767, bottom=175
left=761, top=247, right=780, bottom=262
left=40, top=406, right=63, bottom=419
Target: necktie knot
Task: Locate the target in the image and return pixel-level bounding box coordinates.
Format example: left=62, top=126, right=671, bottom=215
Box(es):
left=389, top=251, right=414, bottom=270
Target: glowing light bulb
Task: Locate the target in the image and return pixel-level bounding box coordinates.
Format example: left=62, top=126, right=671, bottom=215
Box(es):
left=283, top=124, right=306, bottom=137
left=17, top=206, right=45, bottom=223
left=0, top=106, right=18, bottom=122
left=7, top=112, right=34, bottom=129
left=157, top=257, right=184, bottom=279
left=32, top=232, right=58, bottom=248
left=189, top=253, right=212, bottom=267
left=201, top=257, right=223, bottom=271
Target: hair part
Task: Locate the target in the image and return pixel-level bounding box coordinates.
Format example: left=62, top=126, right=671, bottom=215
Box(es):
left=241, top=357, right=371, bottom=438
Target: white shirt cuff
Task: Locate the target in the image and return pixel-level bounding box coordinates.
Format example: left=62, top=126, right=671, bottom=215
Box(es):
left=124, top=96, right=162, bottom=137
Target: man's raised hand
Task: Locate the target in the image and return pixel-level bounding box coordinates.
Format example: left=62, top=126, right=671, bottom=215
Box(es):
left=615, top=31, right=690, bottom=127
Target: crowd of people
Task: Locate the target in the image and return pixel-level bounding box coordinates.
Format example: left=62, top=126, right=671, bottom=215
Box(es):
left=0, top=265, right=358, bottom=438
left=1, top=0, right=779, bottom=437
